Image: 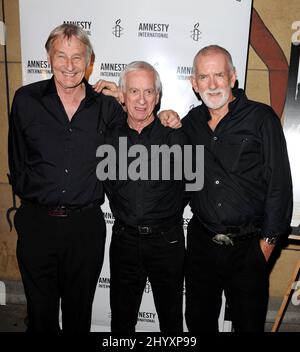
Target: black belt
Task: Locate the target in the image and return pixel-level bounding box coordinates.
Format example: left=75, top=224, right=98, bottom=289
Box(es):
left=192, top=216, right=260, bottom=246
left=115, top=217, right=182, bottom=235
left=21, top=200, right=100, bottom=217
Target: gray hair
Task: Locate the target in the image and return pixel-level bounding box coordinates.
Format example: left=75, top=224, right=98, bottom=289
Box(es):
left=192, top=45, right=235, bottom=74
left=45, top=23, right=93, bottom=65
left=119, top=61, right=162, bottom=94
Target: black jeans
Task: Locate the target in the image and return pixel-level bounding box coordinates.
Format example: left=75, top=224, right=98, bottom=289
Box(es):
left=14, top=203, right=106, bottom=332
left=109, top=219, right=185, bottom=332
left=185, top=216, right=269, bottom=332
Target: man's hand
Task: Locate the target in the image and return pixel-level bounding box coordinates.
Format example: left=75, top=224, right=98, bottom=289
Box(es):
left=93, top=79, right=120, bottom=101
left=259, top=239, right=275, bottom=262
left=158, top=109, right=182, bottom=129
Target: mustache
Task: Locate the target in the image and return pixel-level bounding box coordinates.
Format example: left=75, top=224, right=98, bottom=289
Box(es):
left=204, top=88, right=224, bottom=94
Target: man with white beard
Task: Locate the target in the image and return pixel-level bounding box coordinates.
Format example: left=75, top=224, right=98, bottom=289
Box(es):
left=182, top=45, right=292, bottom=332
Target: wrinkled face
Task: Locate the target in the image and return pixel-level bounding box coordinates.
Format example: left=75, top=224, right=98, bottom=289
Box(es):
left=48, top=35, right=88, bottom=91
left=191, top=52, right=236, bottom=111
left=120, top=69, right=160, bottom=124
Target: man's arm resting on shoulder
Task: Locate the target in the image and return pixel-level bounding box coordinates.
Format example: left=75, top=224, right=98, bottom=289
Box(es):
left=93, top=79, right=120, bottom=101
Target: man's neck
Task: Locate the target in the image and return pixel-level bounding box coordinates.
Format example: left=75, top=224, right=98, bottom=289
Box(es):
left=55, top=82, right=86, bottom=121
left=56, top=82, right=85, bottom=103
left=207, top=95, right=235, bottom=131
left=127, top=115, right=155, bottom=134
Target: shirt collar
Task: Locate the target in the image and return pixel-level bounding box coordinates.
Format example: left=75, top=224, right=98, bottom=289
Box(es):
left=200, top=88, right=247, bottom=121
left=42, top=76, right=96, bottom=103
left=121, top=115, right=159, bottom=134
left=228, top=88, right=247, bottom=113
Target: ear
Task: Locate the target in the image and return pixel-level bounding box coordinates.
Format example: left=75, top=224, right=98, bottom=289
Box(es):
left=119, top=91, right=125, bottom=104
left=190, top=75, right=199, bottom=93
left=47, top=54, right=53, bottom=72
left=230, top=69, right=237, bottom=89
left=155, top=92, right=160, bottom=105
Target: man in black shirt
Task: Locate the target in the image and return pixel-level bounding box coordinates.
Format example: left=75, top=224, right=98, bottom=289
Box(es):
left=182, top=45, right=293, bottom=332
left=8, top=24, right=125, bottom=332
left=97, top=61, right=186, bottom=332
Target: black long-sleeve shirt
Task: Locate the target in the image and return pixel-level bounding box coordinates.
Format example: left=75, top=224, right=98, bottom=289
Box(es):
left=8, top=77, right=125, bottom=208
left=102, top=118, right=186, bottom=226
left=182, top=89, right=293, bottom=241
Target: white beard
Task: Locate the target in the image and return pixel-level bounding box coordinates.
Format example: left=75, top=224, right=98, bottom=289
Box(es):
left=200, top=88, right=230, bottom=110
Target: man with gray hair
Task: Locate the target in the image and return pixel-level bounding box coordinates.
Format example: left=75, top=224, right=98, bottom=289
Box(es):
left=8, top=23, right=125, bottom=332
left=182, top=45, right=292, bottom=332
left=97, top=61, right=186, bottom=332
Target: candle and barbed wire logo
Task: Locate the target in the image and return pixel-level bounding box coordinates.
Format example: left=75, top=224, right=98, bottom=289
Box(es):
left=191, top=23, right=201, bottom=41
left=144, top=279, right=152, bottom=294
left=112, top=19, right=124, bottom=38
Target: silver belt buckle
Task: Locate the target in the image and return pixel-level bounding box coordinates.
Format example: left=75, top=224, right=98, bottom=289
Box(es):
left=138, top=226, right=152, bottom=234
left=212, top=233, right=234, bottom=246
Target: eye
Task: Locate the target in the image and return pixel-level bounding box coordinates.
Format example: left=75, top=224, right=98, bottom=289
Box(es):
left=198, top=75, right=207, bottom=81
left=129, top=88, right=138, bottom=95
left=144, top=89, right=155, bottom=96
left=216, top=72, right=225, bottom=78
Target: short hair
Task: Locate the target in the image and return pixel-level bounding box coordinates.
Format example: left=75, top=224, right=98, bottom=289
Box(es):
left=192, top=45, right=235, bottom=74
left=119, top=61, right=162, bottom=94
left=45, top=23, right=93, bottom=65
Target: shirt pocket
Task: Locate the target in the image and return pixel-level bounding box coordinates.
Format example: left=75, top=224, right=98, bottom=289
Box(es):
left=219, top=136, right=261, bottom=173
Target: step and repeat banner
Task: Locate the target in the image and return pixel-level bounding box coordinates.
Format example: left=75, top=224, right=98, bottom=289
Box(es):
left=19, top=0, right=252, bottom=331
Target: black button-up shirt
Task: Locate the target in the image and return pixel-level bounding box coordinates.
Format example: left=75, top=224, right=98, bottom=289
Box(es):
left=102, top=118, right=186, bottom=226
left=8, top=77, right=125, bottom=208
left=182, top=89, right=293, bottom=240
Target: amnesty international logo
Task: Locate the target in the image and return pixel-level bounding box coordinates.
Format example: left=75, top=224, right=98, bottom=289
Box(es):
left=103, top=211, right=115, bottom=225
left=138, top=23, right=169, bottom=39
left=26, top=59, right=51, bottom=75
left=112, top=19, right=124, bottom=37
left=63, top=20, right=92, bottom=36
left=190, top=23, right=201, bottom=41
left=98, top=277, right=110, bottom=289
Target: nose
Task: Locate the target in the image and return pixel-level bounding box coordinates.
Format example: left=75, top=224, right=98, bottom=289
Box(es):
left=138, top=91, right=146, bottom=104
left=208, top=76, right=217, bottom=90
left=65, top=58, right=74, bottom=71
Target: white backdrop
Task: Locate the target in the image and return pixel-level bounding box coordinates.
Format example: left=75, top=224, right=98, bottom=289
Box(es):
left=19, top=0, right=253, bottom=331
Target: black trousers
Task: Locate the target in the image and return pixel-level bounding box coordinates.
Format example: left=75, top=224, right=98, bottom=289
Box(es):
left=109, top=220, right=185, bottom=332
left=185, top=216, right=269, bottom=332
left=14, top=203, right=106, bottom=332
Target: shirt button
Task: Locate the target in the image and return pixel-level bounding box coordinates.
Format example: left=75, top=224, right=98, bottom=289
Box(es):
left=213, top=136, right=218, bottom=141
left=65, top=169, right=69, bottom=174
left=215, top=180, right=220, bottom=185
left=99, top=129, right=103, bottom=134
left=217, top=202, right=222, bottom=207
left=62, top=190, right=66, bottom=194
left=69, top=128, right=73, bottom=132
